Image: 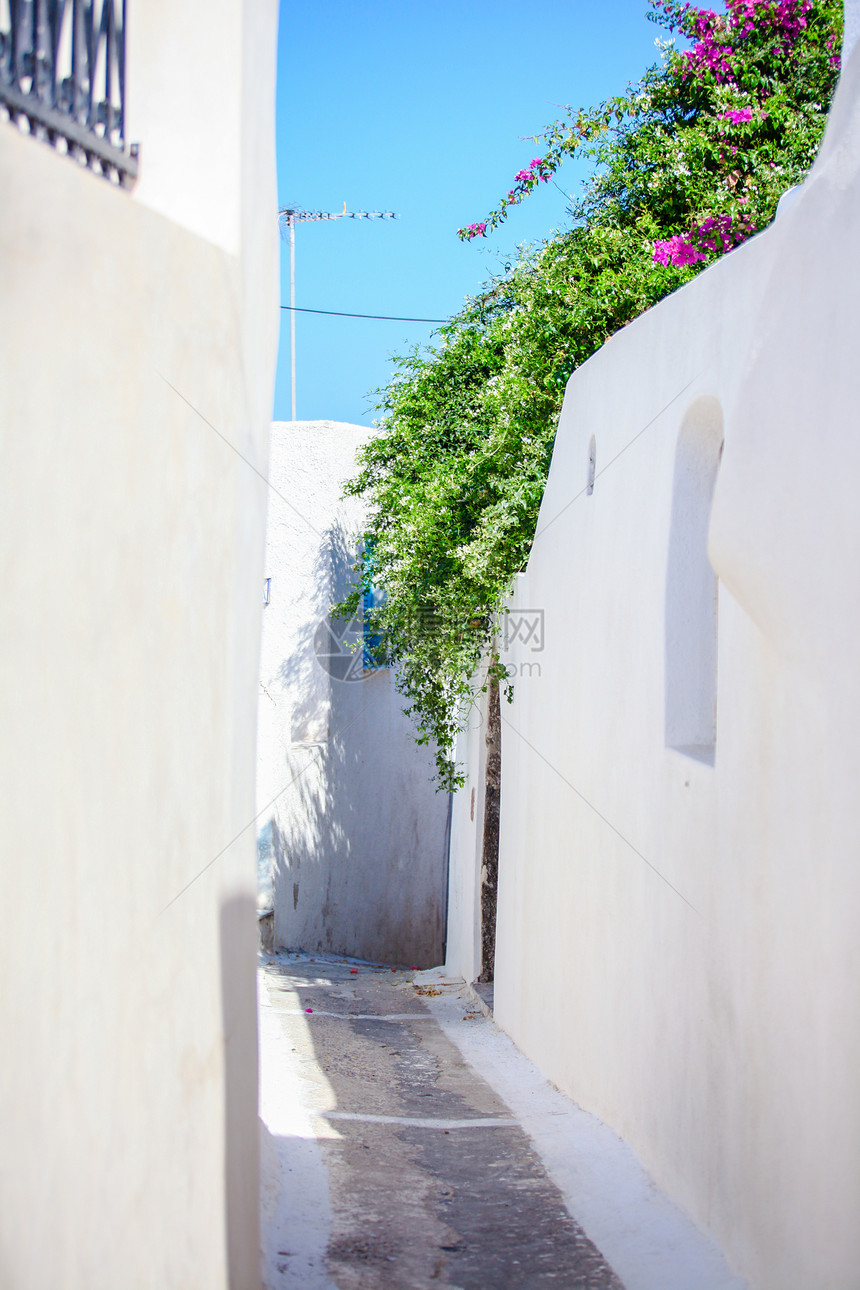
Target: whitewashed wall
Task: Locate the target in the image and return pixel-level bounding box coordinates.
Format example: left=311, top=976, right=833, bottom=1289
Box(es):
left=443, top=679, right=492, bottom=986
left=0, top=2, right=279, bottom=1286
left=446, top=40, right=860, bottom=1290
left=257, top=422, right=450, bottom=968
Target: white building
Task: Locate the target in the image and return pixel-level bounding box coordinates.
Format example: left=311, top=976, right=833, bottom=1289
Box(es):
left=257, top=421, right=450, bottom=968
left=0, top=2, right=278, bottom=1285
left=445, top=29, right=860, bottom=1290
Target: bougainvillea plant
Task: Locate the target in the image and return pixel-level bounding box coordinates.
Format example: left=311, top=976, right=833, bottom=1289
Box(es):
left=337, top=0, right=842, bottom=790
left=460, top=0, right=841, bottom=264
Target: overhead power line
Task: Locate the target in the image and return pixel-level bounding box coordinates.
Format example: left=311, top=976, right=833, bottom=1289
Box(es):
left=280, top=304, right=448, bottom=323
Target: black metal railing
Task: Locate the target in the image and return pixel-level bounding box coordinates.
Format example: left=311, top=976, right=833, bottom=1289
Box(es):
left=0, top=0, right=138, bottom=186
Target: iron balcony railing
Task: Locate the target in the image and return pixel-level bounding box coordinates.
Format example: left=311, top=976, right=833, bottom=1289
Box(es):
left=0, top=0, right=138, bottom=187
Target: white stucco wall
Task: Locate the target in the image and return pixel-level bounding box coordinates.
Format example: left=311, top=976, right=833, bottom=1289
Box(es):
left=444, top=681, right=491, bottom=986
left=445, top=41, right=860, bottom=1290
left=0, top=3, right=279, bottom=1285
left=844, top=0, right=860, bottom=58
left=127, top=2, right=237, bottom=252
left=257, top=422, right=450, bottom=968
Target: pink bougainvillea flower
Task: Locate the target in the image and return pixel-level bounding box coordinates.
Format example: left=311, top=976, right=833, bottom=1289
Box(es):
left=653, top=212, right=754, bottom=268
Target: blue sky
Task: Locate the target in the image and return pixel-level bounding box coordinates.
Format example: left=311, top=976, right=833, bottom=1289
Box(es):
left=274, top=0, right=664, bottom=426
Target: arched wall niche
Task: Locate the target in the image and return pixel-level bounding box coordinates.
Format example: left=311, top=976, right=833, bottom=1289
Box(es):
left=664, top=395, right=724, bottom=764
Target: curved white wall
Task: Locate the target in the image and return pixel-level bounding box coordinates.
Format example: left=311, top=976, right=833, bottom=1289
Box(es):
left=447, top=39, right=860, bottom=1290
left=257, top=422, right=450, bottom=968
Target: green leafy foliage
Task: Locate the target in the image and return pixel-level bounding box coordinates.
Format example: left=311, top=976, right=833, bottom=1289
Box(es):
left=337, top=0, right=842, bottom=790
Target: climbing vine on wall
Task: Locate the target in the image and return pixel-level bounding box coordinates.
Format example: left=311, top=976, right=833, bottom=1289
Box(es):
left=336, top=0, right=842, bottom=791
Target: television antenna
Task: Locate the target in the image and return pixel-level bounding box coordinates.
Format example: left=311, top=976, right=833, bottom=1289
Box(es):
left=278, top=202, right=399, bottom=420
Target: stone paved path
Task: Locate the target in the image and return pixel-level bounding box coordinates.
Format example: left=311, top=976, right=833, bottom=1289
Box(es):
left=260, top=953, right=625, bottom=1290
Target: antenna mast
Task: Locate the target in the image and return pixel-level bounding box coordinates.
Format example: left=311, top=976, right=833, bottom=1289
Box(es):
left=278, top=203, right=399, bottom=420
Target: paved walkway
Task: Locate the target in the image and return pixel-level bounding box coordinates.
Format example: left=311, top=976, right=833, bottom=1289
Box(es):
left=259, top=953, right=746, bottom=1290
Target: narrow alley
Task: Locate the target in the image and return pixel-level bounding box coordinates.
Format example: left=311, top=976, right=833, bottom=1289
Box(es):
left=259, top=954, right=743, bottom=1290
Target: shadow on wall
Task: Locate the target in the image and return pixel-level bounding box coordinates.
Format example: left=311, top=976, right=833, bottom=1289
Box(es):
left=256, top=521, right=354, bottom=908
left=287, top=522, right=357, bottom=743
left=665, top=396, right=724, bottom=766
left=220, top=894, right=260, bottom=1290
left=264, top=521, right=447, bottom=967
